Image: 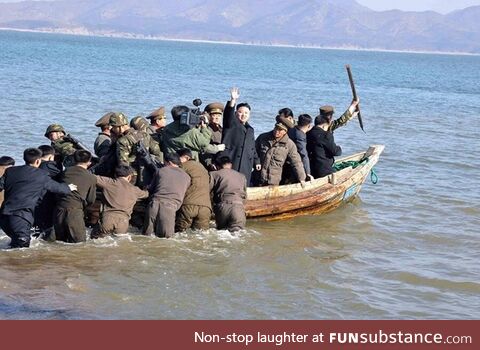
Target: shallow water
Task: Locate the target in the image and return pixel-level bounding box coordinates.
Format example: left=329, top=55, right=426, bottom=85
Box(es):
left=0, top=31, right=479, bottom=319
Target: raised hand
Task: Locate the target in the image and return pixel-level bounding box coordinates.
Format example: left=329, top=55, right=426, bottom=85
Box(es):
left=230, top=87, right=240, bottom=101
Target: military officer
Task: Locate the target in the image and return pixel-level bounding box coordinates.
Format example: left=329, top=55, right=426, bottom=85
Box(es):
left=109, top=112, right=163, bottom=187
left=130, top=116, right=151, bottom=133
left=94, top=112, right=114, bottom=158
left=205, top=102, right=224, bottom=144
left=307, top=100, right=359, bottom=179
left=327, top=99, right=361, bottom=132
left=255, top=116, right=306, bottom=186
left=201, top=102, right=226, bottom=170
left=146, top=106, right=167, bottom=136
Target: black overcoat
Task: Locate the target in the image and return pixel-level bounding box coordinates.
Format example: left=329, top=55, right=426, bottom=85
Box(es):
left=221, top=101, right=259, bottom=185
left=306, top=127, right=342, bottom=179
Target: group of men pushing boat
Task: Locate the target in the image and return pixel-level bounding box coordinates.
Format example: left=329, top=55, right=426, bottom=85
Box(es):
left=0, top=87, right=360, bottom=248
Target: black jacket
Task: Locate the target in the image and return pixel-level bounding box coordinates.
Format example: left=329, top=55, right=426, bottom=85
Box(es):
left=288, top=126, right=311, bottom=176
left=35, top=160, right=63, bottom=229
left=221, top=101, right=259, bottom=185
left=40, top=160, right=62, bottom=179
left=0, top=165, right=70, bottom=223
left=56, top=165, right=96, bottom=210
left=306, top=126, right=342, bottom=179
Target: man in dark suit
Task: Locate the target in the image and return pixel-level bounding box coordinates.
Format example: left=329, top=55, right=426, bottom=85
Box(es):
left=307, top=103, right=359, bottom=179
left=34, top=145, right=62, bottom=240
left=54, top=150, right=97, bottom=243
left=0, top=148, right=75, bottom=248
left=287, top=114, right=314, bottom=181
left=221, top=87, right=260, bottom=185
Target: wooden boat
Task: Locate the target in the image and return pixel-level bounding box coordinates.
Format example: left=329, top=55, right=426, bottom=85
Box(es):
left=245, top=144, right=384, bottom=220
left=122, top=144, right=384, bottom=227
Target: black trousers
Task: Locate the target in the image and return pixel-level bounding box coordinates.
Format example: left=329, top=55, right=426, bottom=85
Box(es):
left=0, top=214, right=32, bottom=248
left=54, top=207, right=87, bottom=243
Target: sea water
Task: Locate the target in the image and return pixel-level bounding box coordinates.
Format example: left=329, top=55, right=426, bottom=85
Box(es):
left=0, top=30, right=479, bottom=319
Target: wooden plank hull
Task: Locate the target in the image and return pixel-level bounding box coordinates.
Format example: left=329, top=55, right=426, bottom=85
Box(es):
left=245, top=145, right=384, bottom=220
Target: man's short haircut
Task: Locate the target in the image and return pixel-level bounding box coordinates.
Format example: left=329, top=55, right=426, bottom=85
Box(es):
left=236, top=102, right=251, bottom=111
left=114, top=165, right=134, bottom=178
left=164, top=152, right=182, bottom=166
left=215, top=156, right=232, bottom=168
left=23, top=148, right=42, bottom=165
left=0, top=156, right=15, bottom=166
left=314, top=114, right=332, bottom=126
left=278, top=107, right=294, bottom=118
left=101, top=124, right=110, bottom=132
left=176, top=148, right=193, bottom=159
left=74, top=150, right=92, bottom=164
left=38, top=144, right=55, bottom=157
left=297, top=114, right=312, bottom=127
left=171, top=105, right=190, bottom=121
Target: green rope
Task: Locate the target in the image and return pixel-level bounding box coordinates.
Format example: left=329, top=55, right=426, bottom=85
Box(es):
left=333, top=157, right=379, bottom=184
left=332, top=157, right=369, bottom=171
left=370, top=168, right=378, bottom=184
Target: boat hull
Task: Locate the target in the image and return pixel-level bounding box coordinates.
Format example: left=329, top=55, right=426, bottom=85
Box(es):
left=245, top=145, right=384, bottom=220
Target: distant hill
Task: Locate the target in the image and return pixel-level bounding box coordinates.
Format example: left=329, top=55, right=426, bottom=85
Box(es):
left=1, top=0, right=479, bottom=53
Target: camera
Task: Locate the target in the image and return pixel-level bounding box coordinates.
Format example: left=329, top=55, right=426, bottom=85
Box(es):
left=180, top=98, right=208, bottom=127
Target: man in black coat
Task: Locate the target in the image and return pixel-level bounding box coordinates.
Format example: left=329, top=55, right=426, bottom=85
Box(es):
left=285, top=113, right=314, bottom=183
left=54, top=150, right=97, bottom=243
left=0, top=148, right=75, bottom=248
left=307, top=100, right=360, bottom=179
left=35, top=145, right=62, bottom=240
left=221, top=87, right=260, bottom=186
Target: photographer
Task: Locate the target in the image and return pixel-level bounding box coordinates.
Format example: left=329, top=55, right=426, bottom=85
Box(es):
left=162, top=105, right=213, bottom=161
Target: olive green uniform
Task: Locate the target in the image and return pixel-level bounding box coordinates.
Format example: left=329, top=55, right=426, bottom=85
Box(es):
left=91, top=176, right=149, bottom=238
left=175, top=160, right=212, bottom=231
left=116, top=129, right=163, bottom=187
left=116, top=129, right=162, bottom=165
left=51, top=138, right=78, bottom=168
left=209, top=168, right=247, bottom=231
left=54, top=166, right=97, bottom=243
left=329, top=109, right=354, bottom=132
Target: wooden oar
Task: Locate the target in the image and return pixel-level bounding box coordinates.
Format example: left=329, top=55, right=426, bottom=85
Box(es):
left=345, top=64, right=365, bottom=133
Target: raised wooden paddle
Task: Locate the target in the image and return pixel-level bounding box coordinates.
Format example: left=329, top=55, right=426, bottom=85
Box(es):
left=345, top=64, right=365, bottom=133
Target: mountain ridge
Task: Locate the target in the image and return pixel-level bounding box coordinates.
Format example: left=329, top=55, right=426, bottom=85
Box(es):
left=1, top=0, right=479, bottom=53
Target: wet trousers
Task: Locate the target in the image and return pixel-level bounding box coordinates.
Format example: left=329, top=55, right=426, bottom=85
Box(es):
left=91, top=212, right=129, bottom=239
left=0, top=214, right=32, bottom=248
left=54, top=207, right=86, bottom=243
left=143, top=199, right=177, bottom=238
left=213, top=202, right=246, bottom=232
left=175, top=204, right=211, bottom=232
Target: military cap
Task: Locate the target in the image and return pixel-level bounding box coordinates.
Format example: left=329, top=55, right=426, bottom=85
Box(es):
left=275, top=116, right=294, bottom=131
left=147, top=106, right=166, bottom=120
left=204, top=102, right=224, bottom=115
left=109, top=112, right=128, bottom=127
left=130, top=116, right=149, bottom=131
left=319, top=105, right=334, bottom=116
left=44, top=124, right=66, bottom=138
left=95, top=112, right=115, bottom=127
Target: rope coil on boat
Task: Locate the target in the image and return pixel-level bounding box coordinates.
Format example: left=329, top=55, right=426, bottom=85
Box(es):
left=333, top=157, right=379, bottom=184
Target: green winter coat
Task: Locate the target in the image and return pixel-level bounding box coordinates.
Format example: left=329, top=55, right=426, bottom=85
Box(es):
left=162, top=121, right=212, bottom=161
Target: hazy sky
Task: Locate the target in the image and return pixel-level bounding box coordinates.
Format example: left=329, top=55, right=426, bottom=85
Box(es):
left=0, top=0, right=479, bottom=14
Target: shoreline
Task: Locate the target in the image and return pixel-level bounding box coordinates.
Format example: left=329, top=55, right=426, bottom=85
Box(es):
left=1, top=27, right=478, bottom=57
